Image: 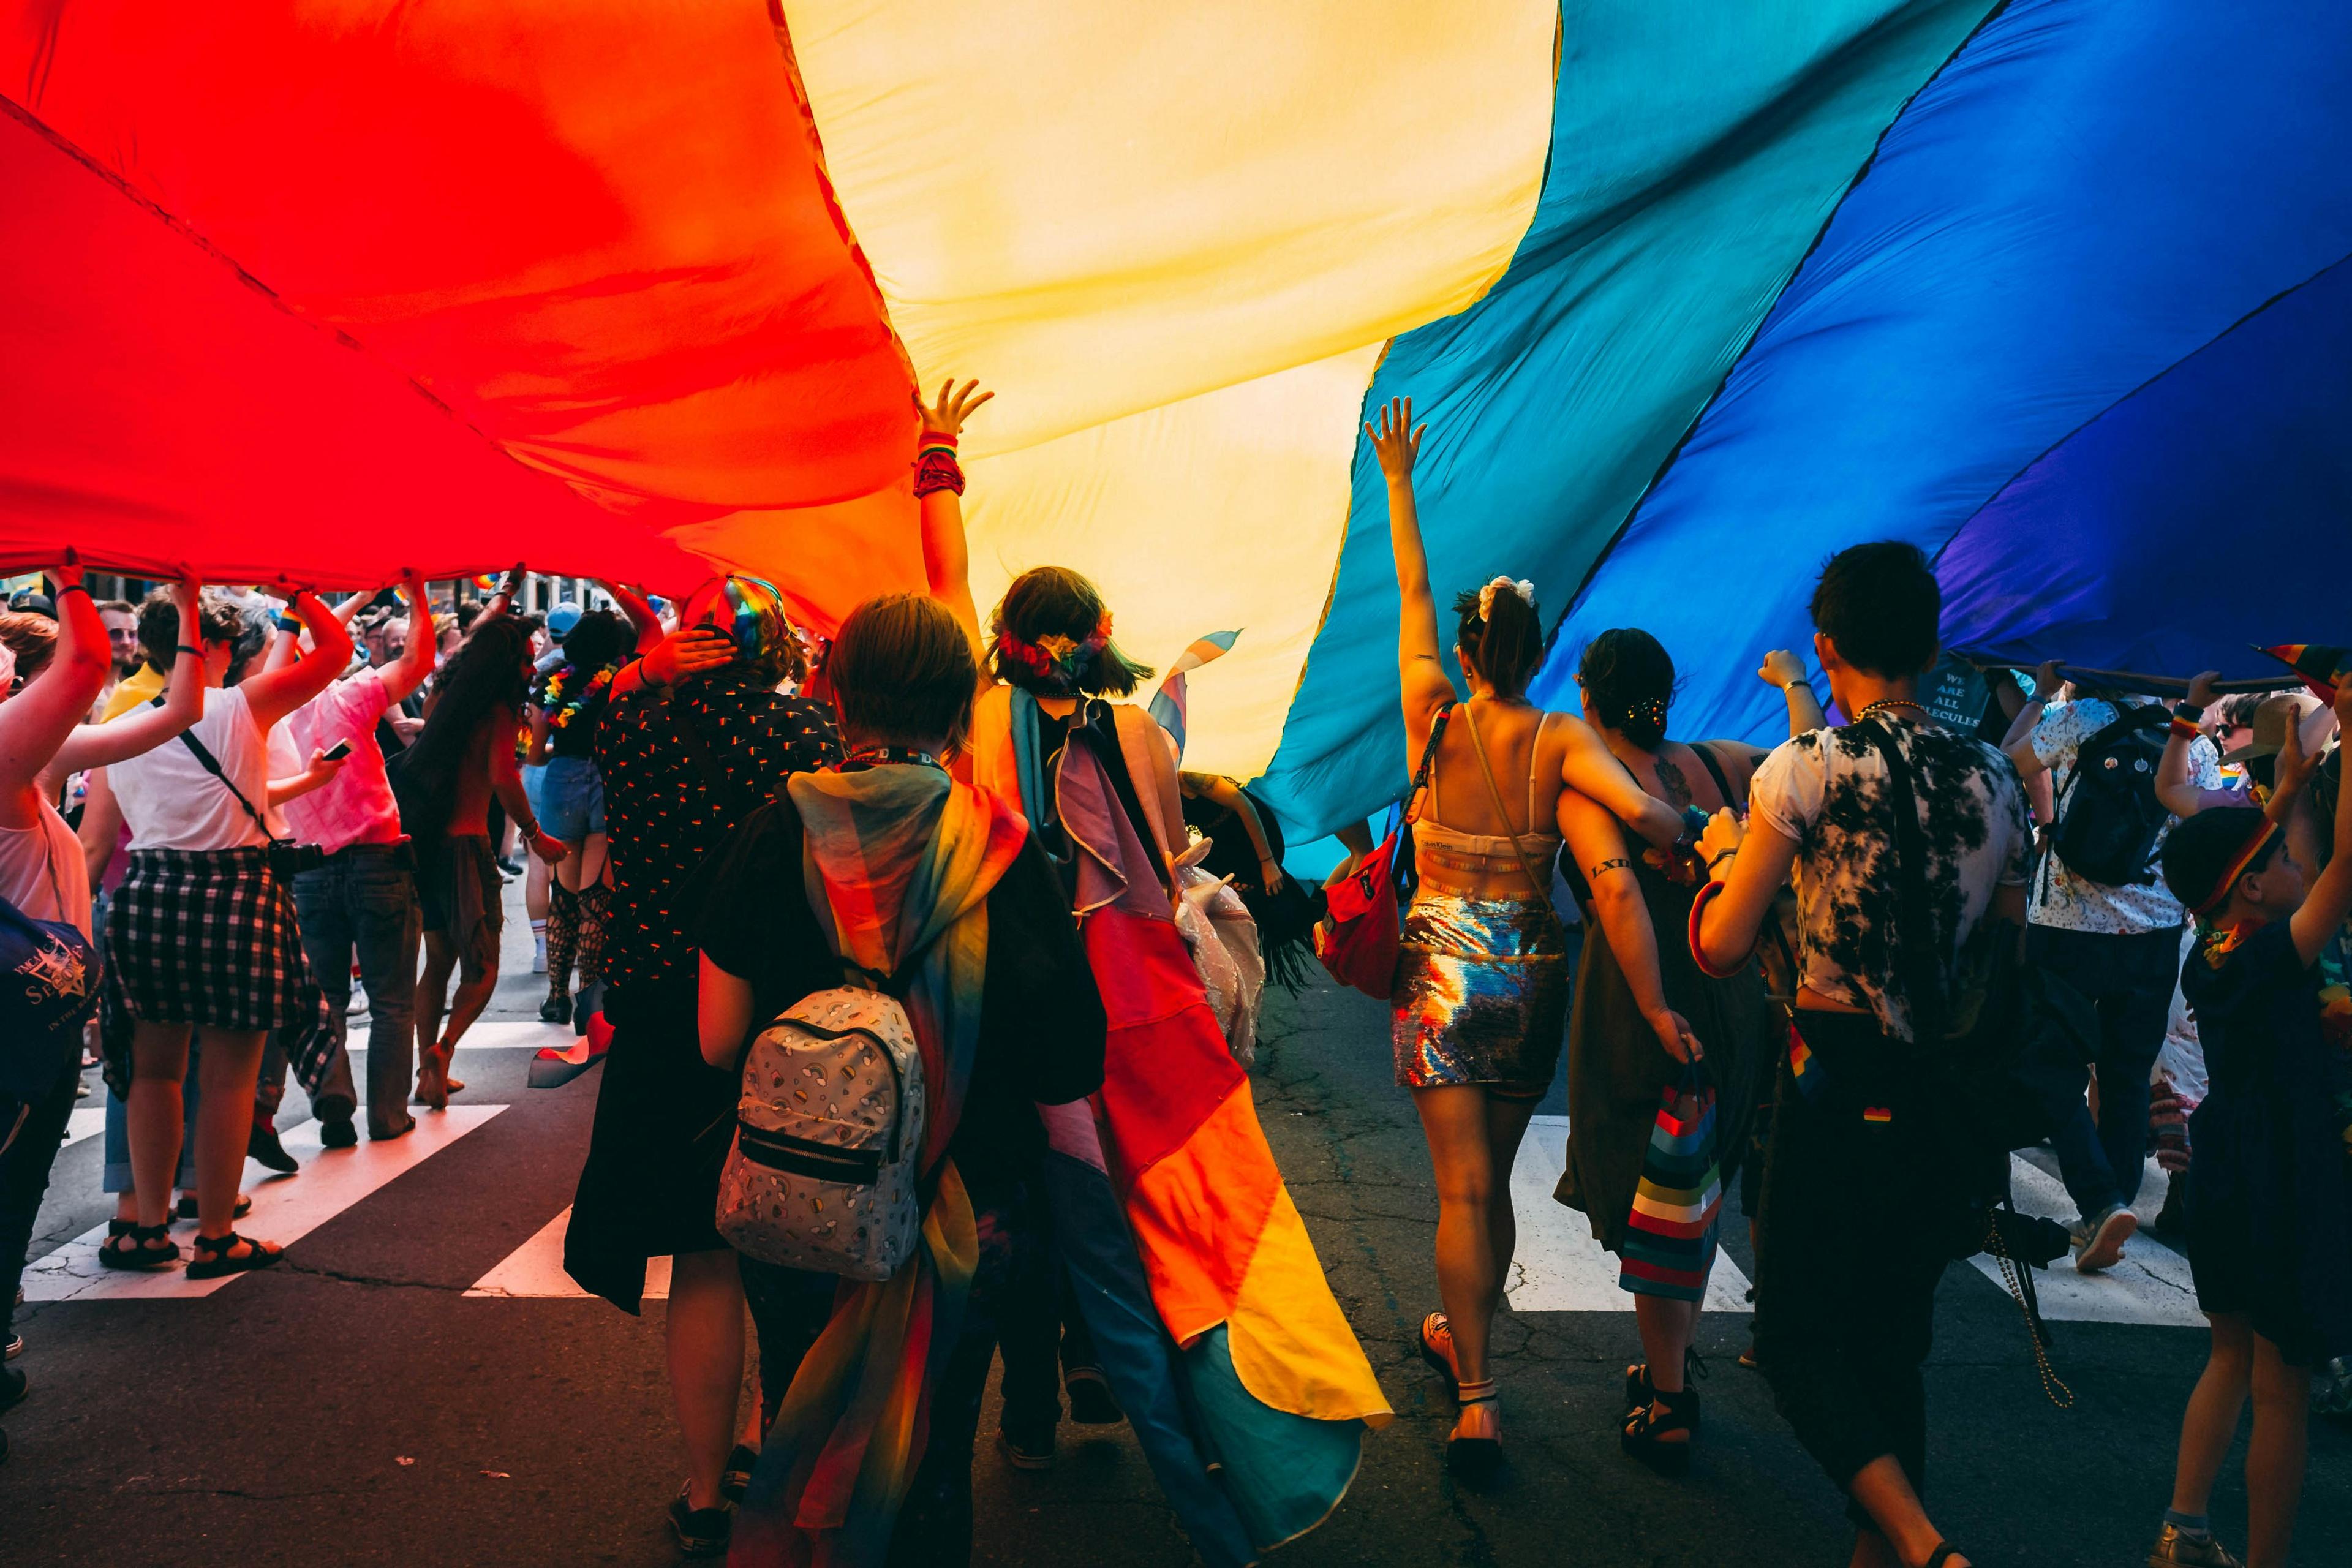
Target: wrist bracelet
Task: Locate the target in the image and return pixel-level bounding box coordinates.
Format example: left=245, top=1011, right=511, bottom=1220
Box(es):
left=1687, top=877, right=1744, bottom=980
left=56, top=582, right=89, bottom=598
left=1783, top=678, right=1808, bottom=695
left=175, top=643, right=203, bottom=658
left=913, top=447, right=967, bottom=499
left=2168, top=715, right=2203, bottom=742
left=1708, top=846, right=1740, bottom=870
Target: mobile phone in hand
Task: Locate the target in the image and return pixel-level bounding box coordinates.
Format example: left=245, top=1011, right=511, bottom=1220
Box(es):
left=322, top=739, right=354, bottom=763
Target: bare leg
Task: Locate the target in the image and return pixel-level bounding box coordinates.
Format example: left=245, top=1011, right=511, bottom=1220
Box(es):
left=438, top=949, right=500, bottom=1056
left=1847, top=1455, right=1969, bottom=1567
left=2168, top=1314, right=2253, bottom=1517
left=191, top=1028, right=267, bottom=1243
left=1414, top=1087, right=1506, bottom=1385
left=2245, top=1332, right=2310, bottom=1568
left=126, top=1022, right=192, bottom=1231
left=1479, top=1095, right=1538, bottom=1341
left=669, top=1250, right=747, bottom=1512
left=1633, top=1294, right=1701, bottom=1431
left=416, top=932, right=457, bottom=1072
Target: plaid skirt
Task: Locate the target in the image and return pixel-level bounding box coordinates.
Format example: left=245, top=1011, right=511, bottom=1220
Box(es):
left=100, top=846, right=333, bottom=1099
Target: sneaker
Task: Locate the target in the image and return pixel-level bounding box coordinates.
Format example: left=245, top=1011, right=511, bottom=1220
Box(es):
left=2147, top=1521, right=2244, bottom=1566
left=668, top=1485, right=733, bottom=1558
left=347, top=987, right=369, bottom=1019
left=532, top=933, right=548, bottom=974
left=318, top=1115, right=359, bottom=1150
left=2073, top=1204, right=2138, bottom=1273
left=246, top=1121, right=300, bottom=1175
left=495, top=856, right=524, bottom=880
left=1065, top=1365, right=1125, bottom=1426
left=997, top=1425, right=1055, bottom=1471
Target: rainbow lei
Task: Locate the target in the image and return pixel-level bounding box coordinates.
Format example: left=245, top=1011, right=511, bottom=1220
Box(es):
left=994, top=613, right=1112, bottom=694
left=535, top=661, right=618, bottom=732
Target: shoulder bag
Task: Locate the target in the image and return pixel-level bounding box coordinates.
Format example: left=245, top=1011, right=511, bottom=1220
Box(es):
left=1314, top=704, right=1452, bottom=1000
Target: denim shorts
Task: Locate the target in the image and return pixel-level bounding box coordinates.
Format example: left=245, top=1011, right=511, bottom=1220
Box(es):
left=538, top=755, right=606, bottom=841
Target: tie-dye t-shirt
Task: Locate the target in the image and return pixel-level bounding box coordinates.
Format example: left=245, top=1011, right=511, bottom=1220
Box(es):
left=1749, top=717, right=2034, bottom=1042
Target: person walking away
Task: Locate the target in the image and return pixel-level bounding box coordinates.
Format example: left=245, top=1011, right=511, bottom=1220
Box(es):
left=695, top=592, right=1106, bottom=1565
left=1696, top=541, right=2032, bottom=1568
left=399, top=611, right=566, bottom=1106
left=2002, top=661, right=2224, bottom=1271
left=1366, top=396, right=1688, bottom=1471
left=2141, top=676, right=2352, bottom=1568
left=273, top=573, right=437, bottom=1143
left=562, top=575, right=837, bottom=1553
left=99, top=582, right=353, bottom=1278
left=0, top=564, right=192, bottom=1415
left=526, top=593, right=658, bottom=1033
left=1555, top=628, right=1773, bottom=1475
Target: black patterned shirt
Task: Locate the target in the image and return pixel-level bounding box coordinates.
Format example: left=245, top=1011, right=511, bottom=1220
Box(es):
left=594, top=671, right=839, bottom=1000
left=1749, top=718, right=2032, bottom=1041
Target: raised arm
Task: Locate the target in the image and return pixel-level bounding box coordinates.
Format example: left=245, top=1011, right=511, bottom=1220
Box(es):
left=2157, top=672, right=2250, bottom=817
left=2001, top=660, right=2065, bottom=780
left=376, top=571, right=439, bottom=706
left=1559, top=787, right=1701, bottom=1062
left=1758, top=649, right=1827, bottom=736
left=1368, top=396, right=1455, bottom=736
left=55, top=576, right=209, bottom=773
left=915, top=378, right=995, bottom=671
left=2288, top=679, right=2352, bottom=965
left=0, top=559, right=113, bottom=800
left=242, top=588, right=352, bottom=731
left=597, top=579, right=667, bottom=655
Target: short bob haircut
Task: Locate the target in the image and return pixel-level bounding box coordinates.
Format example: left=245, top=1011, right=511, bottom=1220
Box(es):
left=828, top=593, right=979, bottom=753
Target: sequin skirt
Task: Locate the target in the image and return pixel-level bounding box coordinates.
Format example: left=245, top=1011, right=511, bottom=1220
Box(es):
left=1392, top=891, right=1569, bottom=1098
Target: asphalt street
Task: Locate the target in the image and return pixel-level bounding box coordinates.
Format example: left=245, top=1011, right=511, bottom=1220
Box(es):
left=4, top=882, right=2347, bottom=1567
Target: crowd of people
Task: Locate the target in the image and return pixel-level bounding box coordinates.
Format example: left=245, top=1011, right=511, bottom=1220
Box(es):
left=0, top=382, right=2343, bottom=1568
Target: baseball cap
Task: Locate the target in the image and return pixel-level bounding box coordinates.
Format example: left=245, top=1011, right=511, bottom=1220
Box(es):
left=7, top=589, right=55, bottom=618
left=546, top=600, right=584, bottom=639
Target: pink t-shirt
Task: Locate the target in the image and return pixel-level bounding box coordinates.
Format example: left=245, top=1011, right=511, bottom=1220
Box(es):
left=284, top=668, right=402, bottom=854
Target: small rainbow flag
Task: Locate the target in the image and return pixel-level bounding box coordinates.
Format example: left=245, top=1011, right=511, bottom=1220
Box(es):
left=1147, top=630, right=1240, bottom=759
left=2256, top=643, right=2346, bottom=701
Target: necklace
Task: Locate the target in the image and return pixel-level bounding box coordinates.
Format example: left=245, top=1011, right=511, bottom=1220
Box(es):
left=1853, top=698, right=1928, bottom=724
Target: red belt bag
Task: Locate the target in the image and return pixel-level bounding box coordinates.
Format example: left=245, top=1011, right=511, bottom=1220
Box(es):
left=1314, top=705, right=1451, bottom=1000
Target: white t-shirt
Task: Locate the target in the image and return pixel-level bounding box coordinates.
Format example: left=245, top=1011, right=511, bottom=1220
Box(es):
left=0, top=802, right=92, bottom=938
left=2029, top=696, right=2219, bottom=934
left=1749, top=718, right=2034, bottom=1042
left=112, top=685, right=274, bottom=852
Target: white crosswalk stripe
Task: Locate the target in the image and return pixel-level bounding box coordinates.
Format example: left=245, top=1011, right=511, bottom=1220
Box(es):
left=1506, top=1114, right=2200, bottom=1325
left=344, top=1019, right=581, bottom=1052
left=24, top=1105, right=505, bottom=1301
left=464, top=1205, right=671, bottom=1300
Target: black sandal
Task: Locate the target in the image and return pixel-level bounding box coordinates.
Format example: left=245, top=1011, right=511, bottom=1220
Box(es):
left=1621, top=1383, right=1699, bottom=1477
left=1923, top=1547, right=1961, bottom=1568
left=185, top=1231, right=282, bottom=1280
left=175, top=1193, right=252, bottom=1223
left=96, top=1221, right=179, bottom=1272
left=1623, top=1347, right=1706, bottom=1427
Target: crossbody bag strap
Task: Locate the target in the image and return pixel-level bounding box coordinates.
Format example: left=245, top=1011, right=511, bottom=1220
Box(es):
left=1856, top=718, right=1945, bottom=1039
left=1401, top=703, right=1453, bottom=826
left=163, top=699, right=279, bottom=843
left=1460, top=701, right=1559, bottom=919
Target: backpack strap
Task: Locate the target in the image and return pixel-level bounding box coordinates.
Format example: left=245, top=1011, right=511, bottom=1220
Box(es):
left=1853, top=718, right=1947, bottom=1043
left=161, top=697, right=281, bottom=844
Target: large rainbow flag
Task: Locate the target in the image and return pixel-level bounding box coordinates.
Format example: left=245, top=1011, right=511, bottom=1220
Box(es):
left=6, top=1, right=2346, bottom=837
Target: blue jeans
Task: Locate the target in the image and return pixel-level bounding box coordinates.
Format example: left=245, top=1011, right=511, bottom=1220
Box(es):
left=268, top=845, right=422, bottom=1133
left=2, top=1060, right=82, bottom=1334
left=2028, top=922, right=2183, bottom=1220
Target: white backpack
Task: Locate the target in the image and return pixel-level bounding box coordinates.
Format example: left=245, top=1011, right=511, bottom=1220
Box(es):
left=715, top=981, right=928, bottom=1281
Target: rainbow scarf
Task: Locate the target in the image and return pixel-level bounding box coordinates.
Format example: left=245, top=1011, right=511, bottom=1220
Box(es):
left=731, top=764, right=1027, bottom=1567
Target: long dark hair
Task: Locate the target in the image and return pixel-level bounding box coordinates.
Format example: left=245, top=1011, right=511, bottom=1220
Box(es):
left=1577, top=627, right=1676, bottom=749
left=989, top=566, right=1152, bottom=698
left=398, top=617, right=532, bottom=831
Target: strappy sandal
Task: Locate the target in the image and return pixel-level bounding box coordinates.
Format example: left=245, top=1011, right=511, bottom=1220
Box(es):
left=1621, top=1382, right=1699, bottom=1477
left=1623, top=1347, right=1707, bottom=1425
left=1417, top=1312, right=1460, bottom=1399
left=1447, top=1379, right=1501, bottom=1477
left=185, top=1231, right=282, bottom=1280
left=96, top=1221, right=179, bottom=1272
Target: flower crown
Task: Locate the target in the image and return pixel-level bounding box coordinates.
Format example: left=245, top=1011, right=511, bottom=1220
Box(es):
left=995, top=612, right=1114, bottom=693
left=1477, top=576, right=1536, bottom=621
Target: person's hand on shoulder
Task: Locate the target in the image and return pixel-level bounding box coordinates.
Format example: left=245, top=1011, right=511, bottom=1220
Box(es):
left=642, top=625, right=734, bottom=689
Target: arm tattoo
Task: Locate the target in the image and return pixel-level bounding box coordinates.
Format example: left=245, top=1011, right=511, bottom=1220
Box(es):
left=1588, top=857, right=1633, bottom=880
